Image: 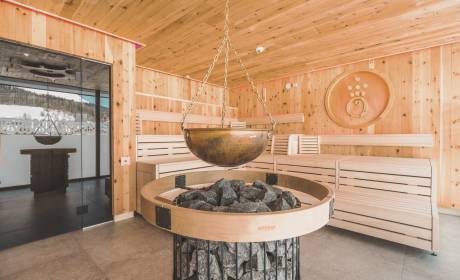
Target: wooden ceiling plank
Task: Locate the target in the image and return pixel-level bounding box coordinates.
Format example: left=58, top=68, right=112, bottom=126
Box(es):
left=137, top=0, right=454, bottom=78
left=12, top=0, right=460, bottom=84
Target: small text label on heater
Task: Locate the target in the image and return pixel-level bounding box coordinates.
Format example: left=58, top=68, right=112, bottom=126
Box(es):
left=258, top=225, right=276, bottom=231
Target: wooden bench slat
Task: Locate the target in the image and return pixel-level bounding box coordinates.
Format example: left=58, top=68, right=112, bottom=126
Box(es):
left=276, top=170, right=336, bottom=184
left=338, top=185, right=431, bottom=203
left=340, top=170, right=431, bottom=187
left=336, top=190, right=431, bottom=213
left=158, top=160, right=214, bottom=174
left=333, top=210, right=432, bottom=240
left=329, top=219, right=432, bottom=251
left=339, top=177, right=431, bottom=196
left=334, top=199, right=432, bottom=228
left=276, top=164, right=336, bottom=176
left=339, top=156, right=432, bottom=177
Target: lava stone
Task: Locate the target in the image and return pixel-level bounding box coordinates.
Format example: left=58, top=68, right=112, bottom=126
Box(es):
left=229, top=179, right=246, bottom=193
left=174, top=189, right=202, bottom=204
left=269, top=197, right=292, bottom=211
left=256, top=187, right=278, bottom=204
left=219, top=184, right=238, bottom=206
left=281, top=191, right=300, bottom=208
left=180, top=199, right=207, bottom=210
left=198, top=202, right=214, bottom=211
left=253, top=180, right=283, bottom=195
left=209, top=178, right=230, bottom=193
left=198, top=190, right=218, bottom=206
left=176, top=178, right=300, bottom=214
left=227, top=201, right=271, bottom=213
left=239, top=185, right=263, bottom=201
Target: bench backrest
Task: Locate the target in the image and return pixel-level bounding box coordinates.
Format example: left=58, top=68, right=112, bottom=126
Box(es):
left=298, top=135, right=321, bottom=154
left=266, top=134, right=300, bottom=155
left=136, top=135, right=191, bottom=160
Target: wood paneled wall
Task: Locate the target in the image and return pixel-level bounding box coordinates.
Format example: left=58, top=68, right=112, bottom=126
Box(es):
left=230, top=45, right=460, bottom=210
left=0, top=1, right=137, bottom=215
left=136, top=66, right=237, bottom=135
left=440, top=44, right=460, bottom=210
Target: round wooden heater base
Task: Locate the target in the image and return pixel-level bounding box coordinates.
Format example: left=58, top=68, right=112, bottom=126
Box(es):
left=140, top=170, right=334, bottom=243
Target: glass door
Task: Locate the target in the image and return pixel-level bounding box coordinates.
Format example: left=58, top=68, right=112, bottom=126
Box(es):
left=80, top=59, right=112, bottom=228
left=0, top=40, right=84, bottom=249
left=0, top=39, right=112, bottom=250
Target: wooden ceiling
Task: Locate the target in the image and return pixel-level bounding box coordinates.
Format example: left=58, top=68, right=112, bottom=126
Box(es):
left=14, top=0, right=460, bottom=85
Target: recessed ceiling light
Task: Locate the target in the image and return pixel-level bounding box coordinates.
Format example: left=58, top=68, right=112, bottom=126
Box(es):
left=255, top=46, right=265, bottom=54
left=23, top=53, right=29, bottom=57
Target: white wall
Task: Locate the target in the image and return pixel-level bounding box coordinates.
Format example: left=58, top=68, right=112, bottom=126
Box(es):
left=0, top=134, right=110, bottom=188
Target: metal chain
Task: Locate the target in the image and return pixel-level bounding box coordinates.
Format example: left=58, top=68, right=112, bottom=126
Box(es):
left=180, top=36, right=226, bottom=130
left=229, top=41, right=277, bottom=130
left=181, top=0, right=276, bottom=131
left=221, top=0, right=230, bottom=127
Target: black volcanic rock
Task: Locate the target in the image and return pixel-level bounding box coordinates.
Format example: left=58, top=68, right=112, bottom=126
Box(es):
left=175, top=189, right=202, bottom=204
left=227, top=201, right=271, bottom=213
left=269, top=197, right=292, bottom=211
left=174, top=176, right=301, bottom=280
left=282, top=191, right=301, bottom=208
left=239, top=185, right=263, bottom=201
left=180, top=199, right=206, bottom=210
left=229, top=179, right=246, bottom=193
left=198, top=190, right=218, bottom=206
left=209, top=178, right=230, bottom=193
left=219, top=184, right=238, bottom=206
left=256, top=186, right=278, bottom=204
left=175, top=178, right=300, bottom=214
left=253, top=180, right=283, bottom=196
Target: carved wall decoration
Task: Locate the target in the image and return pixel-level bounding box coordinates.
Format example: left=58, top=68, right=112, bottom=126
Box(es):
left=325, top=70, right=394, bottom=128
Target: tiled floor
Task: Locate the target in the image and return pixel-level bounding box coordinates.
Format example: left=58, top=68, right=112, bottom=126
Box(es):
left=0, top=214, right=459, bottom=280
left=0, top=178, right=112, bottom=250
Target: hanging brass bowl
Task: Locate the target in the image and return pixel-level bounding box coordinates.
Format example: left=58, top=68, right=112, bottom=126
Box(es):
left=34, top=135, right=62, bottom=145
left=184, top=128, right=269, bottom=167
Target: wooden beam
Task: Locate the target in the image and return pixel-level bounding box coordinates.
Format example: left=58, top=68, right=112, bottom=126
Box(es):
left=2, top=0, right=145, bottom=48
left=241, top=113, right=305, bottom=125
left=136, top=91, right=238, bottom=110
left=319, top=134, right=434, bottom=147
left=137, top=110, right=237, bottom=126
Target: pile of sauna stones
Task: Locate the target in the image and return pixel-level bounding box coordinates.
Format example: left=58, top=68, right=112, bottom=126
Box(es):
left=174, top=178, right=301, bottom=213
left=174, top=179, right=301, bottom=280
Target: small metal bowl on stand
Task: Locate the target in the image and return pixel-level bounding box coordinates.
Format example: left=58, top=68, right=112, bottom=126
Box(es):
left=34, top=135, right=62, bottom=145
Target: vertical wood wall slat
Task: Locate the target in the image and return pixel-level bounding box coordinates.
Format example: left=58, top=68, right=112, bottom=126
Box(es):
left=230, top=45, right=459, bottom=211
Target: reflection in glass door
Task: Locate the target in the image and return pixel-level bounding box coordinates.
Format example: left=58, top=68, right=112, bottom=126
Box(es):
left=0, top=39, right=112, bottom=250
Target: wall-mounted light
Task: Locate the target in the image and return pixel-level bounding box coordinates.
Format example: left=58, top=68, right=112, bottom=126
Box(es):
left=284, top=82, right=299, bottom=92
left=255, top=46, right=265, bottom=54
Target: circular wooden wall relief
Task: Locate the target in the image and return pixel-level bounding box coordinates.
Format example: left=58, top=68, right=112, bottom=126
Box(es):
left=325, top=70, right=394, bottom=128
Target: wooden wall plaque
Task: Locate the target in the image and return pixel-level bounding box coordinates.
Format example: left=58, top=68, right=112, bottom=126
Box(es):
left=325, top=70, right=394, bottom=128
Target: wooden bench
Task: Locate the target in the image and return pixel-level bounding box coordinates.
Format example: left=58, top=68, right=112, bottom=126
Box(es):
left=275, top=154, right=347, bottom=191
left=330, top=156, right=438, bottom=253
left=246, top=133, right=439, bottom=253
left=246, top=134, right=316, bottom=171
left=136, top=135, right=224, bottom=213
